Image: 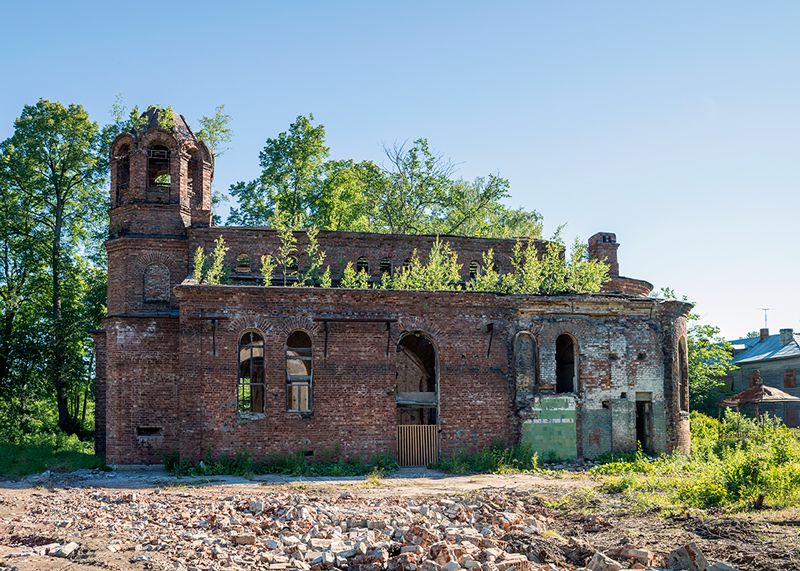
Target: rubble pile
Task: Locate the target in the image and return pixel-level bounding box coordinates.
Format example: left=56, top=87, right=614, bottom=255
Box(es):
left=0, top=488, right=740, bottom=571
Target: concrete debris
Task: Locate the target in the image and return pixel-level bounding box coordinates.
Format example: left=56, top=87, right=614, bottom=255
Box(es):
left=586, top=551, right=623, bottom=571
left=667, top=542, right=709, bottom=571
left=50, top=541, right=79, bottom=558
left=0, top=489, right=743, bottom=571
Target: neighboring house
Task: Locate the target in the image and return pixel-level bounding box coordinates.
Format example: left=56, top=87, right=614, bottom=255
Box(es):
left=724, top=328, right=800, bottom=427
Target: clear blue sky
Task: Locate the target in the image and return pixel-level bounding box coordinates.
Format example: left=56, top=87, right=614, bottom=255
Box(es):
left=1, top=1, right=798, bottom=338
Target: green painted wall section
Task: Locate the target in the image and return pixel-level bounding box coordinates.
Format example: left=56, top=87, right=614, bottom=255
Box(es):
left=521, top=397, right=577, bottom=461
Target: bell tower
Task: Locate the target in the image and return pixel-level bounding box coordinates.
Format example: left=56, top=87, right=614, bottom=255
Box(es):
left=105, top=108, right=214, bottom=316
left=109, top=107, right=214, bottom=238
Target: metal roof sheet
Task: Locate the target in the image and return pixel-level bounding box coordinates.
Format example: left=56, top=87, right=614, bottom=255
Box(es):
left=726, top=333, right=800, bottom=364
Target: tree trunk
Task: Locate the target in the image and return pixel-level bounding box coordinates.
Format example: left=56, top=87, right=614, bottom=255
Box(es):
left=51, top=209, right=74, bottom=434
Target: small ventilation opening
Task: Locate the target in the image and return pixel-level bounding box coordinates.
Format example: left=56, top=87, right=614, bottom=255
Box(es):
left=136, top=426, right=163, bottom=437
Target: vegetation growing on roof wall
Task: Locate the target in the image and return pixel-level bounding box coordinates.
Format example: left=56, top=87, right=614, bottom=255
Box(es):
left=191, top=212, right=610, bottom=294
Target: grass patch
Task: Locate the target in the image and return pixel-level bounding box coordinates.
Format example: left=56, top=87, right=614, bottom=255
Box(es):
left=433, top=444, right=554, bottom=475
left=0, top=434, right=104, bottom=479
left=163, top=449, right=398, bottom=479
left=592, top=411, right=800, bottom=512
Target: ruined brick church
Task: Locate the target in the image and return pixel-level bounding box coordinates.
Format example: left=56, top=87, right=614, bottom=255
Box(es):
left=94, top=111, right=692, bottom=466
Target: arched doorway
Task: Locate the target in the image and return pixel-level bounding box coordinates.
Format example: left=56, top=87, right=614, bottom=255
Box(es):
left=395, top=332, right=438, bottom=466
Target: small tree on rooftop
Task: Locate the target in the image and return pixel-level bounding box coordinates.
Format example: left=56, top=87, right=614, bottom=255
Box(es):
left=392, top=238, right=462, bottom=291
left=466, top=249, right=503, bottom=292
left=260, top=254, right=277, bottom=286
left=296, top=226, right=326, bottom=287
left=193, top=247, right=206, bottom=283
left=272, top=208, right=300, bottom=286
left=192, top=236, right=228, bottom=285
left=340, top=262, right=370, bottom=289
left=204, top=236, right=228, bottom=285
left=565, top=238, right=610, bottom=294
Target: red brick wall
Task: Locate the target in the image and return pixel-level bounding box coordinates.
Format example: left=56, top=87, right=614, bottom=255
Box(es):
left=92, top=332, right=107, bottom=458
left=103, top=316, right=181, bottom=465
left=106, top=238, right=188, bottom=315
left=172, top=287, right=515, bottom=463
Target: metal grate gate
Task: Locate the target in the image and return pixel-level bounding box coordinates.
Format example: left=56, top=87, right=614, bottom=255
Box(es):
left=397, top=424, right=438, bottom=466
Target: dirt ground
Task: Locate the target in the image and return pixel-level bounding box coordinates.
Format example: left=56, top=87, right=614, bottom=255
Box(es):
left=0, top=469, right=798, bottom=571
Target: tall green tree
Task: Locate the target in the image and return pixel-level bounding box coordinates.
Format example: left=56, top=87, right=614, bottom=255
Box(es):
left=687, top=320, right=737, bottom=415
left=0, top=99, right=107, bottom=434
left=229, top=114, right=328, bottom=225
left=657, top=289, right=737, bottom=414
left=227, top=115, right=543, bottom=238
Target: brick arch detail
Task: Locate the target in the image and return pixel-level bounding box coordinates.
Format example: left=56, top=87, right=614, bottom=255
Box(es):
left=111, top=133, right=136, bottom=157
left=273, top=316, right=320, bottom=338
left=133, top=251, right=178, bottom=273
left=181, top=139, right=213, bottom=166
left=396, top=317, right=444, bottom=342
left=227, top=315, right=274, bottom=337
left=139, top=129, right=180, bottom=154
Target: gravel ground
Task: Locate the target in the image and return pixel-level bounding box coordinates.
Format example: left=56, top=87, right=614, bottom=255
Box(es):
left=0, top=469, right=797, bottom=571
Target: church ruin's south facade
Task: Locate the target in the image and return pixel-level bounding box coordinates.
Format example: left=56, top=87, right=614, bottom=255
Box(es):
left=94, top=112, right=692, bottom=465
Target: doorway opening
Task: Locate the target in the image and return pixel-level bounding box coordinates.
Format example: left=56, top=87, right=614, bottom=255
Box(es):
left=395, top=332, right=438, bottom=465
left=635, top=393, right=654, bottom=453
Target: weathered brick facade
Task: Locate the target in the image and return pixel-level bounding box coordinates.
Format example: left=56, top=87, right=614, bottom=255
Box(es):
left=95, top=114, right=692, bottom=465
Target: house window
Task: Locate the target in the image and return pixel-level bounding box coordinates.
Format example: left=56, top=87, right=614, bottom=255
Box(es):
left=555, top=334, right=577, bottom=393
left=286, top=331, right=312, bottom=412
left=356, top=256, right=369, bottom=274
left=379, top=257, right=392, bottom=275
left=785, top=369, right=797, bottom=389
left=238, top=331, right=265, bottom=413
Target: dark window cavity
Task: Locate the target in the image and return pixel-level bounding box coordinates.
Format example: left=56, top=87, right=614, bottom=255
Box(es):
left=238, top=331, right=265, bottom=413
left=469, top=260, right=481, bottom=280
left=555, top=334, right=577, bottom=393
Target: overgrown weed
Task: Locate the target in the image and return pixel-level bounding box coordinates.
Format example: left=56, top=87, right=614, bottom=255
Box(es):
left=163, top=449, right=399, bottom=479
left=593, top=411, right=800, bottom=512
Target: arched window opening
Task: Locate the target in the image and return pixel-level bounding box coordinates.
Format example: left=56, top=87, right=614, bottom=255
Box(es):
left=469, top=260, right=481, bottom=280
left=514, top=332, right=538, bottom=405
left=147, top=145, right=172, bottom=203
left=679, top=337, right=689, bottom=412
left=356, top=256, right=369, bottom=274
left=143, top=263, right=170, bottom=303
left=187, top=150, right=201, bottom=209
left=238, top=332, right=265, bottom=414
left=116, top=144, right=130, bottom=206
left=379, top=257, right=392, bottom=276
left=556, top=334, right=577, bottom=393
left=236, top=254, right=251, bottom=273
left=286, top=331, right=312, bottom=412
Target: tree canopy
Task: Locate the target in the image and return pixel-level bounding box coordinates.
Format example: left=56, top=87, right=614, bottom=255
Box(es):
left=228, top=114, right=543, bottom=238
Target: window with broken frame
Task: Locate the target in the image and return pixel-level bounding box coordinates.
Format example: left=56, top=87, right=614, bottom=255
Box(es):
left=238, top=331, right=265, bottom=414
left=286, top=331, right=313, bottom=412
